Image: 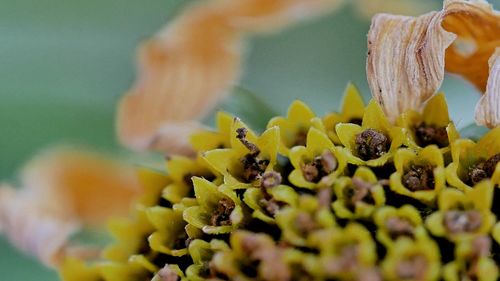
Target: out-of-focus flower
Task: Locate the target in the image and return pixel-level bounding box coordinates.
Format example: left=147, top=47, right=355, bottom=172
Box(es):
left=243, top=185, right=299, bottom=223
left=442, top=235, right=498, bottom=281
left=116, top=0, right=344, bottom=155
left=203, top=118, right=280, bottom=189
left=381, top=238, right=441, bottom=281
left=446, top=127, right=500, bottom=191
left=397, top=93, right=459, bottom=152
left=0, top=149, right=142, bottom=267
left=308, top=223, right=378, bottom=280
left=336, top=100, right=406, bottom=166
left=367, top=0, right=500, bottom=122
left=275, top=195, right=335, bottom=246
left=183, top=177, right=244, bottom=234
left=389, top=145, right=446, bottom=205
left=185, top=238, right=230, bottom=280
left=267, top=100, right=324, bottom=155
left=374, top=205, right=428, bottom=249
left=288, top=128, right=347, bottom=189
left=353, top=0, right=438, bottom=19
left=146, top=207, right=189, bottom=256
left=332, top=167, right=385, bottom=219
left=323, top=83, right=366, bottom=144
left=426, top=181, right=495, bottom=240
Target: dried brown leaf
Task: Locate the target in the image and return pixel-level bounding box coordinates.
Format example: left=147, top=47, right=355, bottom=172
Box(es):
left=116, top=0, right=343, bottom=155
left=475, top=49, right=500, bottom=128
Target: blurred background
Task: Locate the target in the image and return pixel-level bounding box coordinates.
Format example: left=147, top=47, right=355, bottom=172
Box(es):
left=1, top=0, right=498, bottom=279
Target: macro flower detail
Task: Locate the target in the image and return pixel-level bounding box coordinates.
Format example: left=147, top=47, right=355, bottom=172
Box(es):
left=203, top=118, right=280, bottom=189
left=323, top=83, right=366, bottom=144
left=397, top=93, right=459, bottom=152
left=268, top=100, right=325, bottom=155
left=243, top=185, right=298, bottom=223
left=336, top=100, right=405, bottom=166
left=332, top=167, right=385, bottom=219
left=288, top=127, right=347, bottom=189
left=390, top=145, right=446, bottom=204
left=446, top=127, right=500, bottom=191
left=426, top=181, right=496, bottom=240
left=183, top=177, right=244, bottom=234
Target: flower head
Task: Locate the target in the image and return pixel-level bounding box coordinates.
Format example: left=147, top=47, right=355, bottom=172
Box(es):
left=389, top=145, right=446, bottom=204
left=336, top=100, right=406, bottom=166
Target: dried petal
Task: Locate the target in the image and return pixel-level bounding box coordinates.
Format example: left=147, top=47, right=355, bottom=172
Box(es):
left=475, top=49, right=500, bottom=128
left=0, top=149, right=142, bottom=266
left=117, top=0, right=343, bottom=155
left=367, top=0, right=500, bottom=122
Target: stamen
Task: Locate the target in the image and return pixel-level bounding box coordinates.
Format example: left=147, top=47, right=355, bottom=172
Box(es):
left=402, top=164, right=435, bottom=191
left=355, top=129, right=390, bottom=160
left=414, top=123, right=449, bottom=148
left=443, top=210, right=482, bottom=234
left=344, top=177, right=375, bottom=211
left=210, top=198, right=235, bottom=226
left=261, top=171, right=282, bottom=188
left=396, top=255, right=427, bottom=280
left=467, top=153, right=500, bottom=185
left=301, top=151, right=338, bottom=182
left=385, top=217, right=414, bottom=239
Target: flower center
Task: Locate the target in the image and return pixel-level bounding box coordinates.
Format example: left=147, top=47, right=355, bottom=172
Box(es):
left=210, top=198, right=235, bottom=226
left=443, top=209, right=482, bottom=234
left=396, top=255, right=427, bottom=281
left=467, top=153, right=500, bottom=185
left=301, top=150, right=338, bottom=182
left=344, top=177, right=375, bottom=211
left=236, top=127, right=270, bottom=182
left=414, top=122, right=449, bottom=148
left=402, top=163, right=435, bottom=191
left=294, top=212, right=319, bottom=236
left=385, top=217, right=415, bottom=239
left=324, top=244, right=359, bottom=274
left=259, top=197, right=285, bottom=217
left=293, top=129, right=308, bottom=146
left=260, top=171, right=282, bottom=188
left=348, top=117, right=363, bottom=126
left=461, top=236, right=491, bottom=280
left=355, top=129, right=390, bottom=160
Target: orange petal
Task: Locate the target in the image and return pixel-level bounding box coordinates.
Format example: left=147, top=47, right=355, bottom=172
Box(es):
left=475, top=48, right=500, bottom=128
left=0, top=149, right=142, bottom=266
left=367, top=0, right=500, bottom=122
left=443, top=0, right=500, bottom=92
left=117, top=0, right=343, bottom=155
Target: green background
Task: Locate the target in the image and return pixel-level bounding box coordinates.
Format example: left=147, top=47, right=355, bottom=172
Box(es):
left=1, top=0, right=497, bottom=279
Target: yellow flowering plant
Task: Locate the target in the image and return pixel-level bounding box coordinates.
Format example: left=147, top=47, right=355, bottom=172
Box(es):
left=1, top=0, right=500, bottom=280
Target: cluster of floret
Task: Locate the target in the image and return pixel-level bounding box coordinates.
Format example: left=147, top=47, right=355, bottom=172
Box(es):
left=61, top=84, right=500, bottom=281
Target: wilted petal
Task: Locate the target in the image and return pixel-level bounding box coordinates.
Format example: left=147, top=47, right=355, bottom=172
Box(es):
left=117, top=0, right=344, bottom=155
left=0, top=149, right=142, bottom=267
left=367, top=0, right=500, bottom=122
left=475, top=49, right=500, bottom=128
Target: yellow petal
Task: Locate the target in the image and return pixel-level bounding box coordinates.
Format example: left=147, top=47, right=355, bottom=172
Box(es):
left=475, top=49, right=500, bottom=128
left=116, top=0, right=344, bottom=155
left=422, top=93, right=451, bottom=127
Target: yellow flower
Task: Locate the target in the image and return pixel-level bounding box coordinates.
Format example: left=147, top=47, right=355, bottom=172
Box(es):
left=323, top=83, right=366, bottom=144
left=332, top=167, right=385, bottom=219
left=442, top=236, right=498, bottom=281
left=389, top=145, right=446, bottom=205
left=146, top=207, right=189, bottom=256
left=373, top=205, right=427, bottom=249
left=381, top=238, right=441, bottom=281
left=267, top=100, right=325, bottom=155
left=397, top=93, right=460, bottom=152
left=425, top=181, right=496, bottom=240
left=275, top=195, right=336, bottom=247
left=336, top=100, right=406, bottom=166
left=307, top=223, right=377, bottom=280
left=162, top=155, right=217, bottom=204
left=203, top=118, right=280, bottom=189
left=446, top=127, right=500, bottom=192
left=185, top=238, right=230, bottom=281
left=243, top=185, right=299, bottom=224
left=190, top=111, right=234, bottom=152
left=288, top=127, right=347, bottom=189
left=183, top=177, right=244, bottom=234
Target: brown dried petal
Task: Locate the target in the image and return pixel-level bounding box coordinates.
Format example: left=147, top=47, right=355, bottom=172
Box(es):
left=117, top=0, right=343, bottom=155
left=367, top=0, right=500, bottom=122
left=475, top=49, right=500, bottom=128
